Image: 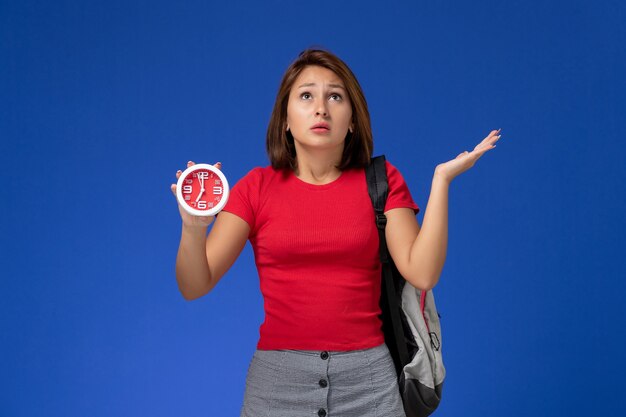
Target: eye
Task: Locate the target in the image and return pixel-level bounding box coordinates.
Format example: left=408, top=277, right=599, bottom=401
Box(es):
left=329, top=93, right=343, bottom=101
left=300, top=92, right=312, bottom=100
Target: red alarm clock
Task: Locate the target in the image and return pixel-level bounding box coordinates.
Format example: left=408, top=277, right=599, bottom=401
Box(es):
left=176, top=163, right=230, bottom=217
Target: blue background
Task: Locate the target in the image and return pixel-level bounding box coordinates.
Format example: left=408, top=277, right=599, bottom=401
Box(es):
left=2, top=0, right=625, bottom=416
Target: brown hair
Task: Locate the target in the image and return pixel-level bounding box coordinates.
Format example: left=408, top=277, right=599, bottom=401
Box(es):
left=266, top=48, right=373, bottom=171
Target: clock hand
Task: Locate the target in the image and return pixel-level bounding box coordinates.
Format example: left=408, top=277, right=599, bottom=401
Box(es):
left=196, top=173, right=205, bottom=203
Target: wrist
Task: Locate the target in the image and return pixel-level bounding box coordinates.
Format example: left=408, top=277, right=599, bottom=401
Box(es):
left=433, top=169, right=452, bottom=186
left=182, top=223, right=209, bottom=237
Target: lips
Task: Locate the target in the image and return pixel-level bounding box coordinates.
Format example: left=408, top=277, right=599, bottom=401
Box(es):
left=311, top=122, right=330, bottom=130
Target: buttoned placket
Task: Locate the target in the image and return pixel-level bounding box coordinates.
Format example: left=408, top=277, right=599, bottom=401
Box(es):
left=317, top=351, right=330, bottom=416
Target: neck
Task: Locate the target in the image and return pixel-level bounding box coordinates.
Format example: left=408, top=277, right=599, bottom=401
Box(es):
left=294, top=146, right=343, bottom=185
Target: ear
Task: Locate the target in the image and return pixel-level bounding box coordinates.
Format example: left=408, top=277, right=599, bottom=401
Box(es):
left=349, top=124, right=354, bottom=133
left=286, top=124, right=290, bottom=132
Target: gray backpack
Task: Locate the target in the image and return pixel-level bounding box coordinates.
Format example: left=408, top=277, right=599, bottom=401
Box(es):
left=365, top=155, right=446, bottom=417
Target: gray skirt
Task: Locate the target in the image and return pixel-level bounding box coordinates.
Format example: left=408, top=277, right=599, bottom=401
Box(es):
left=240, top=343, right=406, bottom=417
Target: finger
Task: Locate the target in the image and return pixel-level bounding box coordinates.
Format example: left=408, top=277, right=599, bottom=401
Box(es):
left=482, top=133, right=501, bottom=146
left=214, top=161, right=222, bottom=169
left=489, top=134, right=501, bottom=145
left=476, top=144, right=495, bottom=157
left=176, top=169, right=182, bottom=179
left=483, top=131, right=498, bottom=142
left=475, top=141, right=492, bottom=152
left=485, top=133, right=497, bottom=141
left=187, top=160, right=195, bottom=167
left=170, top=184, right=176, bottom=195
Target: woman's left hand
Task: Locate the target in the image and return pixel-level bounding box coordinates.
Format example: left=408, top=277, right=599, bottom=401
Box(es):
left=434, top=128, right=502, bottom=184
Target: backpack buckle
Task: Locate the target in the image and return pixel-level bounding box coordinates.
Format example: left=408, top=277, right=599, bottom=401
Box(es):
left=376, top=214, right=387, bottom=230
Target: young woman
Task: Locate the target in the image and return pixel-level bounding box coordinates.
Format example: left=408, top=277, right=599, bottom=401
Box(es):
left=171, top=49, right=501, bottom=417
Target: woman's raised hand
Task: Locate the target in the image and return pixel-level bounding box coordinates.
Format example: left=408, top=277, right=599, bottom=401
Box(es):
left=170, top=161, right=222, bottom=229
left=434, top=129, right=502, bottom=184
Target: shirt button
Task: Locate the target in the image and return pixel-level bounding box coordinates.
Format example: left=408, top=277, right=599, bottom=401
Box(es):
left=320, top=351, right=329, bottom=360
left=319, top=378, right=328, bottom=388
left=318, top=408, right=327, bottom=417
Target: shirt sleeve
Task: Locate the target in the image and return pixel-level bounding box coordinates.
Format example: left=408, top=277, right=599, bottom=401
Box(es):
left=384, top=160, right=420, bottom=214
left=221, top=167, right=262, bottom=231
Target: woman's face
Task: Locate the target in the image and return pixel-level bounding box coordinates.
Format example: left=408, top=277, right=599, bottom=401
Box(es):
left=286, top=65, right=353, bottom=156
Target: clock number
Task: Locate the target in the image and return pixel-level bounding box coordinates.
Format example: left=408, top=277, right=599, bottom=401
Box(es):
left=197, top=172, right=208, bottom=180
left=185, top=179, right=193, bottom=185
left=182, top=185, right=193, bottom=194
left=213, top=186, right=223, bottom=195
left=197, top=201, right=207, bottom=209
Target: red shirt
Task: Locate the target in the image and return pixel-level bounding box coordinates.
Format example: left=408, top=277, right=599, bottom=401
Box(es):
left=222, top=161, right=419, bottom=351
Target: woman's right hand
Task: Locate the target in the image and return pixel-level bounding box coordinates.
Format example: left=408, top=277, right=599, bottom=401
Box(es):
left=170, top=160, right=222, bottom=229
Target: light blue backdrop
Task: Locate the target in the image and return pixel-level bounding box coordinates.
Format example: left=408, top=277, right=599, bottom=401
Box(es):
left=2, top=1, right=625, bottom=416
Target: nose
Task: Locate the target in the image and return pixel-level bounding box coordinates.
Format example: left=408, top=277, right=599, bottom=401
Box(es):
left=315, top=100, right=328, bottom=117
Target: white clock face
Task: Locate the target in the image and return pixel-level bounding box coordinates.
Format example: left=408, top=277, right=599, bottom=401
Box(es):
left=176, top=164, right=230, bottom=216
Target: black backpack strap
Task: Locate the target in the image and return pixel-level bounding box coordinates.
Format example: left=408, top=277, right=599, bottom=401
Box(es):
left=366, top=155, right=410, bottom=371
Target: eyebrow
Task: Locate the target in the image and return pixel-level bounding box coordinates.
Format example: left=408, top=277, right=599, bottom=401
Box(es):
left=297, top=82, right=346, bottom=90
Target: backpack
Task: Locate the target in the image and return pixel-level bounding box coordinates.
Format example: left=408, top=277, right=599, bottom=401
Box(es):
left=365, top=155, right=446, bottom=417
